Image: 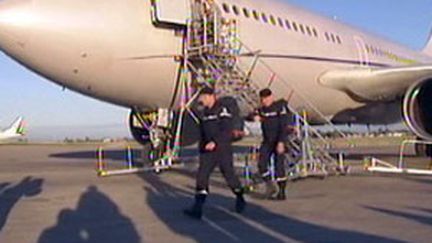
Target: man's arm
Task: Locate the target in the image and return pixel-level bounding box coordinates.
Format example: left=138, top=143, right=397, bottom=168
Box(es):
left=277, top=101, right=294, bottom=143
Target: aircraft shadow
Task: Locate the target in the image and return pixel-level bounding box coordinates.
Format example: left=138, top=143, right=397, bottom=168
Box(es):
left=365, top=206, right=432, bottom=227
left=38, top=186, right=140, bottom=243
left=139, top=173, right=402, bottom=243
left=0, top=177, right=44, bottom=232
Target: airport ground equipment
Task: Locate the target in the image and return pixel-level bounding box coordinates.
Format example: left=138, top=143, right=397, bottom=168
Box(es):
left=96, top=145, right=183, bottom=177
left=242, top=146, right=258, bottom=192
left=183, top=0, right=350, bottom=174
left=239, top=114, right=350, bottom=187
left=100, top=0, right=352, bottom=177
left=365, top=140, right=432, bottom=176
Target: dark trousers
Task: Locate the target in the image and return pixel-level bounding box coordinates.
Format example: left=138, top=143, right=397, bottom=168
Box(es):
left=196, top=146, right=241, bottom=194
left=258, top=142, right=287, bottom=182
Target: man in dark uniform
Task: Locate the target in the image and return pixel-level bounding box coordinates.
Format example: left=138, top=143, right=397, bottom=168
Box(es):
left=255, top=88, right=293, bottom=200
left=184, top=87, right=246, bottom=220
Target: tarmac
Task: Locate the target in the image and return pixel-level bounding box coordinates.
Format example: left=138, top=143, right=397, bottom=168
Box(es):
left=0, top=143, right=431, bottom=243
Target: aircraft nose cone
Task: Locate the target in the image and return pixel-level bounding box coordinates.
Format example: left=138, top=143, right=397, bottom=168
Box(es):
left=0, top=0, right=33, bottom=52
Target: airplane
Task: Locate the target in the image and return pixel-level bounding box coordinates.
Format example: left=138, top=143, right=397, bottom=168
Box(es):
left=0, top=117, right=26, bottom=141
left=0, top=0, right=431, bottom=148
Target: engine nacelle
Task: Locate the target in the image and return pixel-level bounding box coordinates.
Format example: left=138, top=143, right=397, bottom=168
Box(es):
left=403, top=78, right=432, bottom=140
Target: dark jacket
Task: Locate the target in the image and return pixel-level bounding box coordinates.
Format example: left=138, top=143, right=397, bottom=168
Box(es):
left=199, top=101, right=234, bottom=151
left=257, top=99, right=294, bottom=144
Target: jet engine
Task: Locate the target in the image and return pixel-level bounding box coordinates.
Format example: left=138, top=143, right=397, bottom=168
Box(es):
left=403, top=78, right=432, bottom=141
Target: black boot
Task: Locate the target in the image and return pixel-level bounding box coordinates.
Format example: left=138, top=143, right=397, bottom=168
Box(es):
left=184, top=194, right=206, bottom=220
left=233, top=188, right=247, bottom=213
left=273, top=181, right=287, bottom=201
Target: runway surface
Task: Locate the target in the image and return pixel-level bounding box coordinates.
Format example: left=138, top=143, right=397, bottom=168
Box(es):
left=0, top=143, right=431, bottom=243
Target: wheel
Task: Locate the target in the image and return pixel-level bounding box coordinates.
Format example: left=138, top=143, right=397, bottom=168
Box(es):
left=129, top=110, right=151, bottom=146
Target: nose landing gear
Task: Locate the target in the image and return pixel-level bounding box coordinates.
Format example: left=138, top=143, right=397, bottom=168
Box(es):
left=129, top=108, right=177, bottom=173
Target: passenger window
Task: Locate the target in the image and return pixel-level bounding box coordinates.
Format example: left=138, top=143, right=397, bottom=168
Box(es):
left=299, top=24, right=305, bottom=34
left=232, top=5, right=240, bottom=15
left=270, top=15, right=276, bottom=25
left=312, top=28, right=318, bottom=37
left=243, top=8, right=250, bottom=18
left=222, top=3, right=230, bottom=13
left=306, top=26, right=312, bottom=36
left=292, top=22, right=298, bottom=31
left=325, top=32, right=330, bottom=41
left=278, top=17, right=284, bottom=27
left=336, top=35, right=342, bottom=44
left=330, top=34, right=336, bottom=43
left=285, top=20, right=291, bottom=29
left=252, top=10, right=259, bottom=20
left=261, top=13, right=268, bottom=23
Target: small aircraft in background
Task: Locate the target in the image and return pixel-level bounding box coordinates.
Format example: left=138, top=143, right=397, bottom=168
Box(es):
left=0, top=117, right=26, bottom=141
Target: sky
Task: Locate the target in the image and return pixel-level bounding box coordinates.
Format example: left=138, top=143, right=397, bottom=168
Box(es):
left=0, top=0, right=432, bottom=140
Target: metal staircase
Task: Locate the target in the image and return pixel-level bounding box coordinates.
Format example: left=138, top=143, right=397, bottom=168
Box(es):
left=185, top=0, right=261, bottom=113
left=181, top=0, right=349, bottom=177
left=94, top=0, right=351, bottom=178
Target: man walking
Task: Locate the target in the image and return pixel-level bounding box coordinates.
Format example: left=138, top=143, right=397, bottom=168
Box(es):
left=184, top=87, right=246, bottom=219
left=255, top=88, right=293, bottom=200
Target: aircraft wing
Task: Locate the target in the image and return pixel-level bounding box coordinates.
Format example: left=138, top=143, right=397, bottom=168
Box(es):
left=318, top=65, right=432, bottom=102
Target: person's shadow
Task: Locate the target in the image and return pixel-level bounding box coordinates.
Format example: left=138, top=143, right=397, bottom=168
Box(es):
left=140, top=172, right=403, bottom=243
left=38, top=186, right=140, bottom=243
left=0, top=177, right=44, bottom=231
left=365, top=206, right=432, bottom=227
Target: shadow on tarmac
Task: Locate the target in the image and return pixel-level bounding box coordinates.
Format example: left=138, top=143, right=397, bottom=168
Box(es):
left=38, top=186, right=140, bottom=243
left=0, top=177, right=44, bottom=231
left=365, top=206, right=432, bottom=227
left=140, top=172, right=403, bottom=243
left=49, top=147, right=250, bottom=161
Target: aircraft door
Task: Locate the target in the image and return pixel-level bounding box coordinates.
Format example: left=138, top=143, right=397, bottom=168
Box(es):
left=151, top=0, right=190, bottom=27
left=353, top=36, right=370, bottom=67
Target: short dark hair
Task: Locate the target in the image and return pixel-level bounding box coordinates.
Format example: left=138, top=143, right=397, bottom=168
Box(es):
left=200, top=86, right=215, bottom=95
left=259, top=88, right=272, bottom=98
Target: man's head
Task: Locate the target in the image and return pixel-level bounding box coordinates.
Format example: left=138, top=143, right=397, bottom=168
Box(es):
left=199, top=87, right=217, bottom=108
left=259, top=88, right=274, bottom=107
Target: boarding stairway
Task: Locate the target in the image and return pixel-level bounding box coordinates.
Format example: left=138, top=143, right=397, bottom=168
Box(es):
left=185, top=1, right=260, bottom=112
left=181, top=0, right=350, bottom=178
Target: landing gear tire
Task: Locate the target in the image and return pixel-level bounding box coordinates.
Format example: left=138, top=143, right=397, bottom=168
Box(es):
left=129, top=110, right=151, bottom=146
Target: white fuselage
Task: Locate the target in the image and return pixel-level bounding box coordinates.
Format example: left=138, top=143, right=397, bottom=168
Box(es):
left=0, top=0, right=431, bottom=123
left=0, top=132, right=20, bottom=141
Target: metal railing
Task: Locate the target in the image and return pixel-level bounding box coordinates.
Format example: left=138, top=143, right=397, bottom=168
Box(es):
left=185, top=0, right=350, bottom=157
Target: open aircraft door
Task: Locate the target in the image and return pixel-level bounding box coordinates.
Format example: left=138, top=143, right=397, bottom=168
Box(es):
left=151, top=0, right=191, bottom=27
